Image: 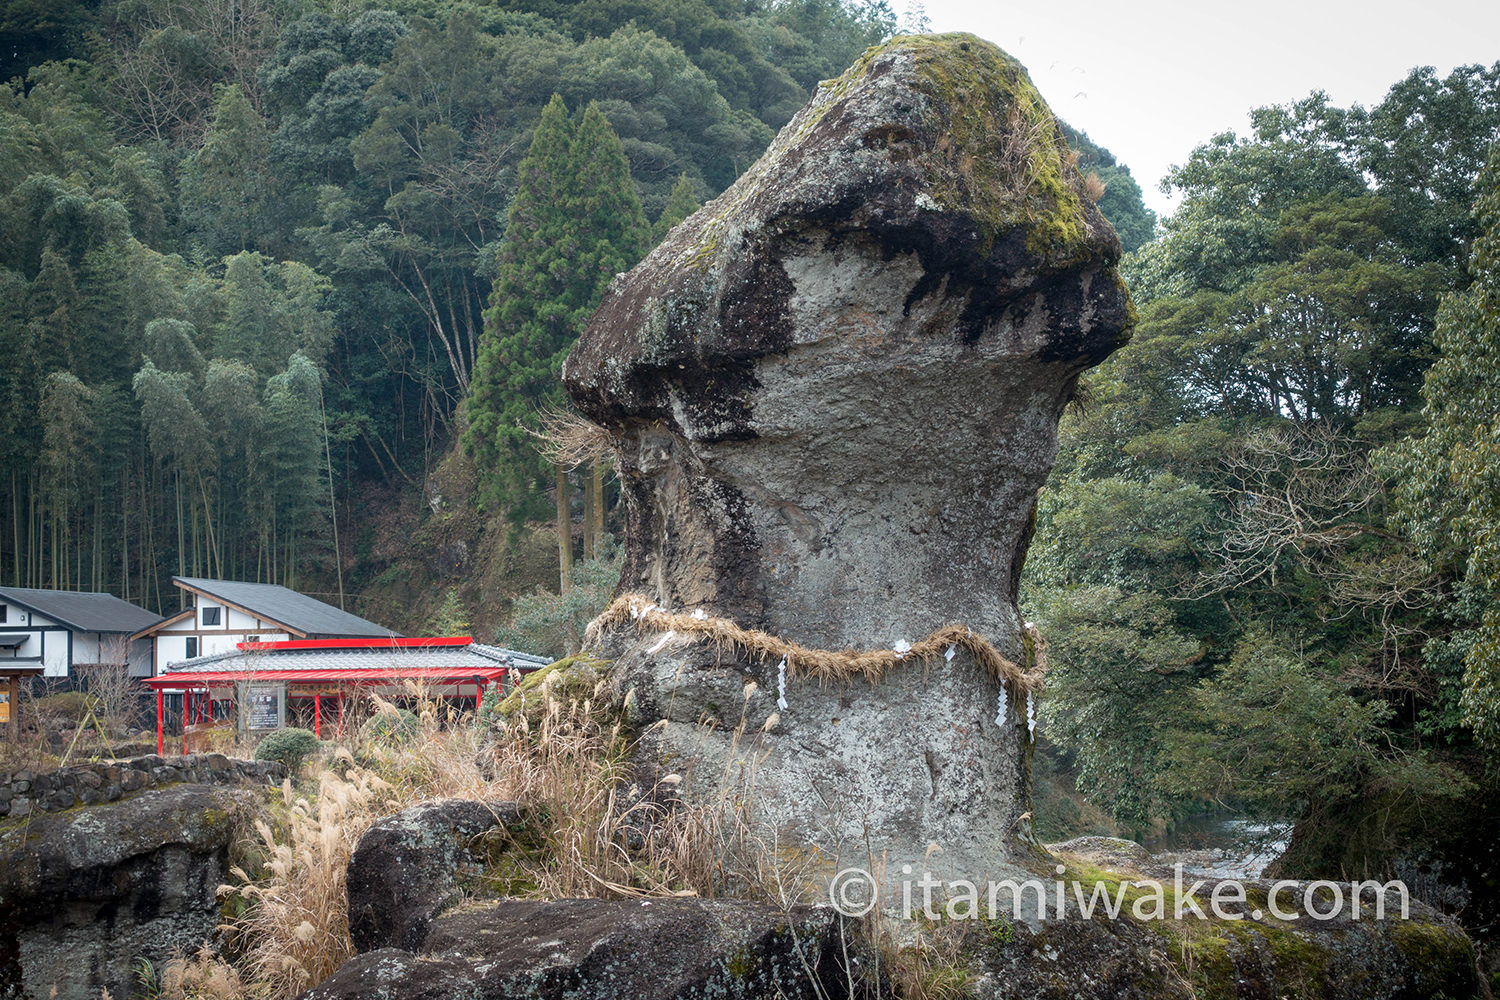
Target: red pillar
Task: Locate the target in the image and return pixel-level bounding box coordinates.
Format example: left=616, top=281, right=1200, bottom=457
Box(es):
left=182, top=689, right=190, bottom=754
left=337, top=692, right=344, bottom=738
left=314, top=693, right=322, bottom=739
left=156, top=688, right=164, bottom=755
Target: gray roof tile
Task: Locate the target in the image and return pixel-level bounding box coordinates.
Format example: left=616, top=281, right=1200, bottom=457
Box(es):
left=162, top=643, right=550, bottom=675
left=173, top=577, right=395, bottom=637
left=0, top=587, right=164, bottom=634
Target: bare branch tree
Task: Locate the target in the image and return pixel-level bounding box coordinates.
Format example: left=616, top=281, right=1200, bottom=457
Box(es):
left=527, top=408, right=617, bottom=470
left=1192, top=423, right=1388, bottom=595
left=1192, top=422, right=1440, bottom=698
left=77, top=635, right=141, bottom=737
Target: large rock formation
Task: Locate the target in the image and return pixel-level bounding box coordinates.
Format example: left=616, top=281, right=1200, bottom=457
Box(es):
left=0, top=783, right=260, bottom=1000
left=563, top=33, right=1130, bottom=877
left=347, top=797, right=522, bottom=953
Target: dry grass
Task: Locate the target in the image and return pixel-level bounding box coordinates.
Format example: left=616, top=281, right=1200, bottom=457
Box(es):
left=1083, top=171, right=1107, bottom=203
left=143, top=657, right=986, bottom=1000
left=479, top=662, right=797, bottom=902
left=220, top=758, right=399, bottom=997
left=139, top=670, right=805, bottom=999
left=148, top=945, right=246, bottom=999
left=996, top=99, right=1058, bottom=194
left=526, top=407, right=616, bottom=470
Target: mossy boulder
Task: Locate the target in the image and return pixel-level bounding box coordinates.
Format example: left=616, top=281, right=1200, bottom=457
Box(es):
left=0, top=784, right=256, bottom=1000
left=347, top=797, right=523, bottom=954
left=302, top=898, right=869, bottom=1000
left=949, top=837, right=1482, bottom=999
left=483, top=654, right=610, bottom=721
left=564, top=30, right=1130, bottom=647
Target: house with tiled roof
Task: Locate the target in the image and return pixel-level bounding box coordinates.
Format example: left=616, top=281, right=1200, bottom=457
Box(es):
left=0, top=586, right=164, bottom=678
left=134, top=577, right=396, bottom=676
left=145, top=636, right=548, bottom=750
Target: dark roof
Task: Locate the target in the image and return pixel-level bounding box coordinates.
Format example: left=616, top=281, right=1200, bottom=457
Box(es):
left=0, top=587, right=164, bottom=634
left=152, top=642, right=548, bottom=681
left=171, top=577, right=396, bottom=638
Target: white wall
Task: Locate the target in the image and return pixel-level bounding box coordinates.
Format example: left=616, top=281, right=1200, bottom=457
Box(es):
left=0, top=606, right=70, bottom=677
left=128, top=638, right=154, bottom=679
left=155, top=628, right=294, bottom=672
left=227, top=607, right=264, bottom=630
left=73, top=633, right=102, bottom=662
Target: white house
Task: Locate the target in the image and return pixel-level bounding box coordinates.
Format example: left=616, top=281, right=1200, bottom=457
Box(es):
left=0, top=587, right=164, bottom=679
left=134, top=577, right=396, bottom=675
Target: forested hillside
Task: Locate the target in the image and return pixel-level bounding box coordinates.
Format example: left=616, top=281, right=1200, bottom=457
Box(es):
left=1026, top=67, right=1500, bottom=905
left=0, top=0, right=885, bottom=615
left=0, top=0, right=1154, bottom=626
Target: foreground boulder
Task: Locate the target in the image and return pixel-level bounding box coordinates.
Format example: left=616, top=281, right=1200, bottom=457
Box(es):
left=952, top=837, right=1481, bottom=1000
left=347, top=797, right=522, bottom=953
left=564, top=32, right=1129, bottom=879
left=0, top=783, right=257, bottom=1000
left=303, top=898, right=868, bottom=1000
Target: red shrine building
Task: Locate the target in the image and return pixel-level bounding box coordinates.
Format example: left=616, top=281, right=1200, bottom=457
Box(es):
left=144, top=635, right=548, bottom=752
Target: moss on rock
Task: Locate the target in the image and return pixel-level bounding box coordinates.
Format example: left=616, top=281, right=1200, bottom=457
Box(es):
left=898, top=33, right=1088, bottom=257
left=487, top=654, right=611, bottom=718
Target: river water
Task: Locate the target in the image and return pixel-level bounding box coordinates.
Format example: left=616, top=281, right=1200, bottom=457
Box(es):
left=1145, top=814, right=1293, bottom=879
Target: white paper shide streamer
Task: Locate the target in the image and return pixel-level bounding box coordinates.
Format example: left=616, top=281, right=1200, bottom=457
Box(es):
left=995, top=685, right=1008, bottom=727
left=776, top=654, right=789, bottom=710
left=1026, top=691, right=1037, bottom=740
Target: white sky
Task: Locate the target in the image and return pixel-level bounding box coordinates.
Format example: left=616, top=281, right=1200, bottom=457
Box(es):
left=917, top=0, right=1500, bottom=218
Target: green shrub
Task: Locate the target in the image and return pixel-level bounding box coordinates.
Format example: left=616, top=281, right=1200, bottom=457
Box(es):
left=34, top=690, right=89, bottom=720
left=254, top=727, right=321, bottom=772
left=361, top=708, right=420, bottom=745
left=493, top=540, right=622, bottom=658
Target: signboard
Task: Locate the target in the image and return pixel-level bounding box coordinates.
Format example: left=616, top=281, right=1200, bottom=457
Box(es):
left=246, top=685, right=281, bottom=730
left=0, top=692, right=8, bottom=724
left=290, top=684, right=347, bottom=697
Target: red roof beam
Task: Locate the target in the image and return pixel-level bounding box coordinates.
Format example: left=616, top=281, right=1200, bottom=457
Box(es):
left=143, top=665, right=518, bottom=687
left=236, top=636, right=474, bottom=651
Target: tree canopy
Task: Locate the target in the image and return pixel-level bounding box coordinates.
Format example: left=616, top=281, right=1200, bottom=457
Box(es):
left=1028, top=63, right=1500, bottom=842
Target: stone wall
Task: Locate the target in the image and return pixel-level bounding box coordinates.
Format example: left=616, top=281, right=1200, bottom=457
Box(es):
left=0, top=753, right=285, bottom=818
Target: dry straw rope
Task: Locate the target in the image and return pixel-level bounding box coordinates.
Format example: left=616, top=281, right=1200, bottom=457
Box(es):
left=592, top=593, right=1047, bottom=694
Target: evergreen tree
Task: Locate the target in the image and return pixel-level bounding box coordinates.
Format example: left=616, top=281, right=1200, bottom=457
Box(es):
left=653, top=172, right=700, bottom=242
left=464, top=94, right=647, bottom=511
left=144, top=318, right=205, bottom=378
left=178, top=85, right=273, bottom=255
left=568, top=101, right=649, bottom=300
left=1381, top=145, right=1500, bottom=749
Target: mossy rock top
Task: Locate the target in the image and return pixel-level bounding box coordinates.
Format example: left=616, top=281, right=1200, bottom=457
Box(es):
left=565, top=32, right=1130, bottom=431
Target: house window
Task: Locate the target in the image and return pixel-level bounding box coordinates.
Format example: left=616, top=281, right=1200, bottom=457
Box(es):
left=0, top=605, right=6, bottom=622
left=248, top=635, right=261, bottom=643
left=202, top=606, right=222, bottom=627
left=186, top=637, right=198, bottom=658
